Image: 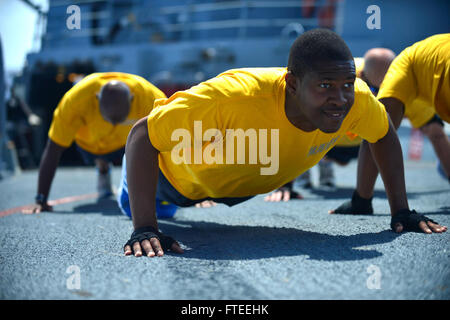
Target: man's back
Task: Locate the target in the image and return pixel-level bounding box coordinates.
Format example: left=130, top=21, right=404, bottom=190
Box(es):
left=148, top=68, right=387, bottom=200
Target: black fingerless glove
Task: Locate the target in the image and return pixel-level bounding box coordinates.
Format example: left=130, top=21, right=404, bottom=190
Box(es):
left=390, top=209, right=438, bottom=232
left=277, top=182, right=302, bottom=199
left=124, top=226, right=176, bottom=251
left=332, top=190, right=373, bottom=215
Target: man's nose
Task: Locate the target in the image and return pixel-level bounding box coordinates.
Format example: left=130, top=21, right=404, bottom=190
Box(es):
left=329, top=88, right=347, bottom=106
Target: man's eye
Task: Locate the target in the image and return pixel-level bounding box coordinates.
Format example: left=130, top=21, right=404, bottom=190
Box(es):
left=344, top=82, right=354, bottom=88
left=319, top=83, right=331, bottom=89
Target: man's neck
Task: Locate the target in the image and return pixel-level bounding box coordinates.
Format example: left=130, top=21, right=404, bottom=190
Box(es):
left=284, top=90, right=316, bottom=132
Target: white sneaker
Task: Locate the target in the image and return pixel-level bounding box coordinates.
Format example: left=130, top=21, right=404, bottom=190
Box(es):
left=97, top=169, right=113, bottom=198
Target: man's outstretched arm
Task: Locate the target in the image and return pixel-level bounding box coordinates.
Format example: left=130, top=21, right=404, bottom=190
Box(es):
left=369, top=118, right=446, bottom=233
left=367, top=118, right=408, bottom=214
left=23, top=139, right=66, bottom=213
left=330, top=98, right=405, bottom=212
left=123, top=117, right=183, bottom=257
left=332, top=116, right=447, bottom=234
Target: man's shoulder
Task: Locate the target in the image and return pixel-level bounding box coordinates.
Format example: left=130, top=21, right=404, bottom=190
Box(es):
left=56, top=75, right=100, bottom=112
left=67, top=73, right=103, bottom=95
left=216, top=67, right=286, bottom=81
left=199, top=67, right=286, bottom=99
left=353, top=77, right=372, bottom=99
left=351, top=78, right=383, bottom=116
left=79, top=72, right=152, bottom=88
left=413, top=33, right=450, bottom=51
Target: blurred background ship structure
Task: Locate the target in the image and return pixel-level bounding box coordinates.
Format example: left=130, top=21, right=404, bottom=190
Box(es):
left=1, top=0, right=449, bottom=174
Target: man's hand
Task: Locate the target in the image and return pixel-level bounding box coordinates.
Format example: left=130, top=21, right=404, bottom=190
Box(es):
left=195, top=200, right=217, bottom=208
left=391, top=209, right=447, bottom=234
left=329, top=190, right=373, bottom=215
left=123, top=226, right=184, bottom=257
left=264, top=187, right=303, bottom=202
left=28, top=113, right=42, bottom=126
left=22, top=202, right=53, bottom=214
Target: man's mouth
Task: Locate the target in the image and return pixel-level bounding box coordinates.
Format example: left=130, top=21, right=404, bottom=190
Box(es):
left=322, top=109, right=346, bottom=119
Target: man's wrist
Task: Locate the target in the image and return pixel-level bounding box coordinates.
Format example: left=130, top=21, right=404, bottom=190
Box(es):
left=352, top=190, right=372, bottom=203
left=35, top=193, right=48, bottom=205
left=393, top=208, right=411, bottom=216
left=351, top=190, right=374, bottom=214
left=279, top=181, right=294, bottom=192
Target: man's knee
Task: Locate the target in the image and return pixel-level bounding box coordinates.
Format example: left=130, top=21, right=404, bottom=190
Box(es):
left=420, top=122, right=447, bottom=142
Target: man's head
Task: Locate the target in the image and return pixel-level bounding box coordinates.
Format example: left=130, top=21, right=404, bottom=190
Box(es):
left=97, top=81, right=133, bottom=125
left=286, top=28, right=356, bottom=133
left=361, top=48, right=396, bottom=92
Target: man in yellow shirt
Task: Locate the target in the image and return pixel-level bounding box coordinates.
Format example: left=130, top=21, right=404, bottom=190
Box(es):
left=122, top=29, right=446, bottom=258
left=332, top=34, right=450, bottom=215
left=265, top=48, right=395, bottom=201
left=25, top=72, right=166, bottom=213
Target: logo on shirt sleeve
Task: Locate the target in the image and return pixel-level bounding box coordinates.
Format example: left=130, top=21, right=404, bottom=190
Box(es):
left=307, top=135, right=340, bottom=156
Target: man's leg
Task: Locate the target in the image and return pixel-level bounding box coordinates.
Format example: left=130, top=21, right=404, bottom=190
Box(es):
left=319, top=158, right=335, bottom=188
left=95, top=158, right=110, bottom=174
left=319, top=146, right=359, bottom=190
left=95, top=158, right=113, bottom=198
left=76, top=144, right=118, bottom=198
left=117, top=154, right=178, bottom=219
left=117, top=154, right=131, bottom=217
left=297, top=169, right=312, bottom=189
left=420, top=120, right=450, bottom=181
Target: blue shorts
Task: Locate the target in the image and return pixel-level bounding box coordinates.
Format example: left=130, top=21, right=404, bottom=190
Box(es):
left=117, top=155, right=253, bottom=219
left=76, top=144, right=125, bottom=166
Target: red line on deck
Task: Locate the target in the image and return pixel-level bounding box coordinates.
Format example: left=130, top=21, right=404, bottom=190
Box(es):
left=0, top=193, right=99, bottom=217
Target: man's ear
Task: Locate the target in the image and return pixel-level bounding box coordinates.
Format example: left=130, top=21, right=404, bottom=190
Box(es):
left=360, top=70, right=369, bottom=84
left=285, top=71, right=298, bottom=96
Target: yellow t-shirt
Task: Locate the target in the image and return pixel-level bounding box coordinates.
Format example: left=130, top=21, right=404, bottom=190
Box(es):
left=48, top=72, right=166, bottom=154
left=377, top=33, right=450, bottom=128
left=334, top=58, right=365, bottom=148
left=148, top=68, right=388, bottom=199
left=335, top=134, right=362, bottom=147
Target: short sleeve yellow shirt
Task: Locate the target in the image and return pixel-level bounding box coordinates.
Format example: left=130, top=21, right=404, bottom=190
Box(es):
left=377, top=34, right=450, bottom=128
left=335, top=57, right=365, bottom=147
left=148, top=68, right=388, bottom=199
left=48, top=72, right=166, bottom=154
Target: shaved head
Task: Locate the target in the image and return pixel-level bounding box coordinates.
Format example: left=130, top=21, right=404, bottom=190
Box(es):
left=362, top=48, right=396, bottom=88
left=98, top=81, right=133, bottom=125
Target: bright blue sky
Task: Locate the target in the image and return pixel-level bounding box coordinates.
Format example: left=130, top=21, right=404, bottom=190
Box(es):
left=0, top=0, right=49, bottom=74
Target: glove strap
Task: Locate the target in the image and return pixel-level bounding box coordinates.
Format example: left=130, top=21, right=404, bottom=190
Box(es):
left=331, top=190, right=373, bottom=215
left=277, top=182, right=303, bottom=199
left=352, top=190, right=373, bottom=209
left=278, top=181, right=294, bottom=192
